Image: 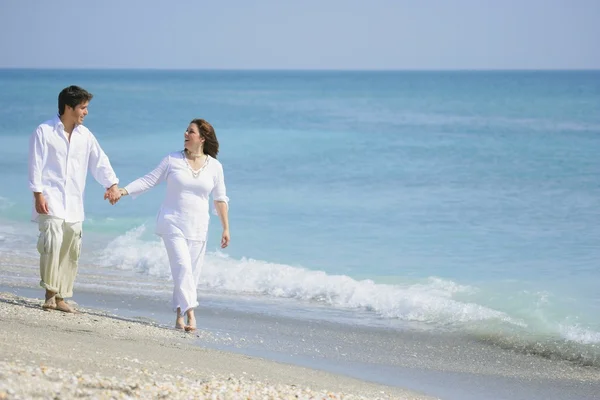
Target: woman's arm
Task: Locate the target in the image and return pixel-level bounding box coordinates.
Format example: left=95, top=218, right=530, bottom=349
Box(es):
left=122, top=156, right=170, bottom=199
left=212, top=162, right=230, bottom=248
left=214, top=200, right=229, bottom=248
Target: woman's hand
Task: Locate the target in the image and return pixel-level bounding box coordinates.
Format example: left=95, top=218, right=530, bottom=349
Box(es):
left=221, top=229, right=230, bottom=248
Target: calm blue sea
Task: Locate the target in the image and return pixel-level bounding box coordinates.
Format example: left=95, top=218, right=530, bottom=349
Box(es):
left=1, top=69, right=599, bottom=364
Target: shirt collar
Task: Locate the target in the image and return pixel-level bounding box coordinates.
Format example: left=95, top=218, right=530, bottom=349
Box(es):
left=53, top=114, right=63, bottom=130
left=53, top=114, right=82, bottom=134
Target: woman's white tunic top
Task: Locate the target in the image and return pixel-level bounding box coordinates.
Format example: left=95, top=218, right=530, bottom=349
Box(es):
left=124, top=151, right=228, bottom=241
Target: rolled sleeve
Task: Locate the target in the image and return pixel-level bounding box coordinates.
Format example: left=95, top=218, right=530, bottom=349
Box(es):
left=211, top=162, right=229, bottom=208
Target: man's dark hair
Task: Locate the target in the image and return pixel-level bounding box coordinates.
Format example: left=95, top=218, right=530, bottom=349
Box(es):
left=58, top=85, right=93, bottom=115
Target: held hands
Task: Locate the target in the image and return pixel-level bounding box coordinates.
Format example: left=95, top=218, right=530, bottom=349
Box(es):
left=221, top=229, right=230, bottom=248
left=103, top=184, right=122, bottom=205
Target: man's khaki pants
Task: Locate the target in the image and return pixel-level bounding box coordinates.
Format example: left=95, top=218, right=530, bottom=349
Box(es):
left=37, top=215, right=83, bottom=299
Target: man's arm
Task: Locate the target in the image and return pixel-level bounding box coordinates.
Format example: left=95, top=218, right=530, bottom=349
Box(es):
left=29, top=127, right=49, bottom=214
left=87, top=133, right=121, bottom=204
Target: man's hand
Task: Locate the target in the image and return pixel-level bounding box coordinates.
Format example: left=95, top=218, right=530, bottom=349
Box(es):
left=34, top=192, right=49, bottom=214
left=103, top=184, right=121, bottom=205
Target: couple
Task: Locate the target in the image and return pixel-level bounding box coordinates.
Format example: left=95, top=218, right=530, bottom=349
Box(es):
left=28, top=85, right=230, bottom=332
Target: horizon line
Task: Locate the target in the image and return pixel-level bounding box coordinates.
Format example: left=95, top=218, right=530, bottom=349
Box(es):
left=1, top=67, right=599, bottom=72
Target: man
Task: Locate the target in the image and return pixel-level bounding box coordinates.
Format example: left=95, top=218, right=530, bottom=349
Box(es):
left=28, top=85, right=121, bottom=313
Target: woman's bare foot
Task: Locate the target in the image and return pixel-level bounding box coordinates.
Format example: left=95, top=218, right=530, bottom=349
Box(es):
left=55, top=298, right=76, bottom=313
left=184, top=310, right=196, bottom=332
left=175, top=308, right=185, bottom=329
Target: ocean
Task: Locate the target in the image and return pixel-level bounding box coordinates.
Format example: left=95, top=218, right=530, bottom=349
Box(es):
left=1, top=69, right=599, bottom=388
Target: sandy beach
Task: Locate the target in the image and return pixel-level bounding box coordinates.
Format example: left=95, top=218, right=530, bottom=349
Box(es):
left=0, top=292, right=434, bottom=399
left=1, top=281, right=600, bottom=400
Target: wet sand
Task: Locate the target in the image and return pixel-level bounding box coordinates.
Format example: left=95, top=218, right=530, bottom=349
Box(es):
left=0, top=292, right=433, bottom=399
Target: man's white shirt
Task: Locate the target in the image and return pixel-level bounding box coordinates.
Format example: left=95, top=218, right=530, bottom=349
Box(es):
left=28, top=115, right=118, bottom=223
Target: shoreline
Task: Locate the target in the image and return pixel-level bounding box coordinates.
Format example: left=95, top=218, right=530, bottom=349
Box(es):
left=1, top=288, right=599, bottom=400
left=0, top=292, right=432, bottom=399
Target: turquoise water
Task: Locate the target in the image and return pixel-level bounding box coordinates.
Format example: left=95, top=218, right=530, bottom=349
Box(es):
left=1, top=70, right=599, bottom=363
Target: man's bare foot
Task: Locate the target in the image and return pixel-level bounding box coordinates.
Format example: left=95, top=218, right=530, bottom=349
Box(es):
left=42, top=290, right=56, bottom=311
left=42, top=298, right=56, bottom=311
left=55, top=298, right=76, bottom=313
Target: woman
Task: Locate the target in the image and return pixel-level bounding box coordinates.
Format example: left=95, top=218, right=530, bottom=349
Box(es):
left=119, top=119, right=230, bottom=331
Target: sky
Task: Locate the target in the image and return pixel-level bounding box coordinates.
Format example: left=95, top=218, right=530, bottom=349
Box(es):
left=0, top=0, right=598, bottom=70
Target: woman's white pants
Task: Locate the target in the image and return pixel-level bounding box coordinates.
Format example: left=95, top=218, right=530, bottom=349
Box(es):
left=161, top=234, right=207, bottom=314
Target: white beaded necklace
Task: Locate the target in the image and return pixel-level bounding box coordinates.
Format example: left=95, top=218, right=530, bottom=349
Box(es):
left=182, top=150, right=209, bottom=178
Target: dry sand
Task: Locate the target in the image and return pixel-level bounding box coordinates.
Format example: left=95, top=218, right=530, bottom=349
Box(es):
left=0, top=292, right=435, bottom=399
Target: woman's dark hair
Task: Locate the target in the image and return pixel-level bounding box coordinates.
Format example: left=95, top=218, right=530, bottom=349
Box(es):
left=191, top=119, right=219, bottom=159
left=58, top=85, right=93, bottom=115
